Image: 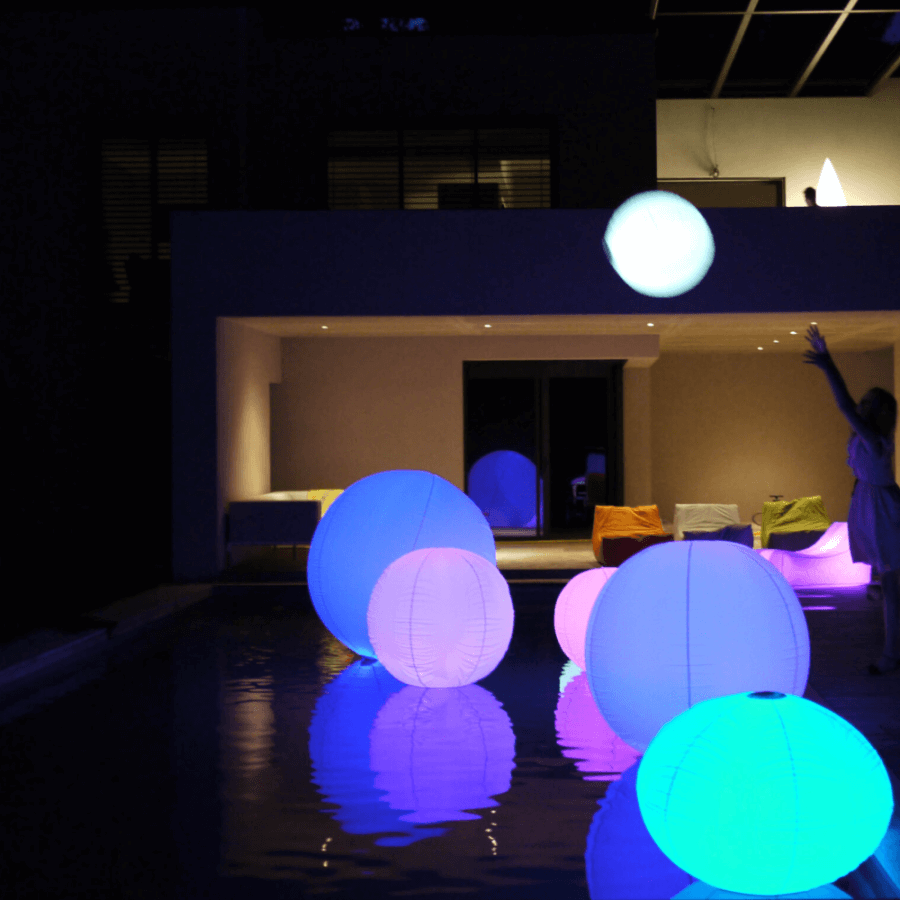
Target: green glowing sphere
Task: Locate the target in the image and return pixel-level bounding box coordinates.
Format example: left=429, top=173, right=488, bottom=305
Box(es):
left=636, top=691, right=894, bottom=896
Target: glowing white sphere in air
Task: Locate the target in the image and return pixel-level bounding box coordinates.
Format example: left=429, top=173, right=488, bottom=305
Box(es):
left=603, top=190, right=715, bottom=298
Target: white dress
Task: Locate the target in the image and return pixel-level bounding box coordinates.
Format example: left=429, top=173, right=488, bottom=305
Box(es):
left=847, top=433, right=900, bottom=574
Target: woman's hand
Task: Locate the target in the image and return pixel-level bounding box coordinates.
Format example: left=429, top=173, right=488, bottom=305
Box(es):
left=803, top=325, right=832, bottom=369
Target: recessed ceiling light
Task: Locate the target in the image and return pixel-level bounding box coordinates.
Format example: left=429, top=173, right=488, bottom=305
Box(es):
left=321, top=325, right=329, bottom=330
left=647, top=322, right=654, bottom=327
left=810, top=321, right=817, bottom=325
left=790, top=331, right=797, bottom=335
left=484, top=324, right=492, bottom=329
left=773, top=340, right=779, bottom=343
left=758, top=346, right=763, bottom=350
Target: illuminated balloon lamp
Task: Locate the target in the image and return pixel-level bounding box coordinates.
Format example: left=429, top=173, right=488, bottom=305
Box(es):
left=369, top=683, right=515, bottom=824
left=307, top=470, right=495, bottom=658
left=308, top=659, right=445, bottom=846
left=637, top=691, right=894, bottom=896
left=468, top=450, right=538, bottom=528
left=584, top=541, right=810, bottom=751
left=586, top=761, right=695, bottom=900
left=603, top=190, right=715, bottom=298
left=554, top=670, right=641, bottom=782
left=367, top=547, right=514, bottom=687
left=554, top=567, right=617, bottom=670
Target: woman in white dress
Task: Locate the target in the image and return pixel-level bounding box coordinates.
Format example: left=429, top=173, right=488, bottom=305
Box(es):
left=804, top=325, right=900, bottom=675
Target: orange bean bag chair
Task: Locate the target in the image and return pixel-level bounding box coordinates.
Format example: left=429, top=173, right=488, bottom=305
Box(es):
left=592, top=504, right=667, bottom=564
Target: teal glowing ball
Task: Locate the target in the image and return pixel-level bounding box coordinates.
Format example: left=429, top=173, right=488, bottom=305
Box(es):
left=603, top=191, right=715, bottom=298
left=307, top=470, right=495, bottom=658
left=637, top=691, right=894, bottom=896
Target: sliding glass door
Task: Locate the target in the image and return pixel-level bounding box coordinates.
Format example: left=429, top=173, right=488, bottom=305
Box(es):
left=464, top=361, right=623, bottom=538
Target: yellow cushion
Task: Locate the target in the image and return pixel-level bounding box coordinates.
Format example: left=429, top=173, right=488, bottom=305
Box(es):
left=307, top=489, right=343, bottom=517
left=760, top=496, right=830, bottom=549
left=592, top=504, right=665, bottom=562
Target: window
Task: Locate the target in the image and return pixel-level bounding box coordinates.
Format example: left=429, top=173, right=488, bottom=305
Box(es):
left=658, top=178, right=785, bottom=208
left=328, top=128, right=551, bottom=210
left=101, top=138, right=208, bottom=302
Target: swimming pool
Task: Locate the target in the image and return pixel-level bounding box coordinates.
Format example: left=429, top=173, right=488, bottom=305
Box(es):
left=0, top=582, right=891, bottom=898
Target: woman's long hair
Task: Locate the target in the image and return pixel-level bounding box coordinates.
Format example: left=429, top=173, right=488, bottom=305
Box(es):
left=859, top=387, right=897, bottom=438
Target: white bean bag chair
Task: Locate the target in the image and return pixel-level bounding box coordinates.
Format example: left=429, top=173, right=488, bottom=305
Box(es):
left=673, top=503, right=740, bottom=541
left=757, top=521, right=871, bottom=589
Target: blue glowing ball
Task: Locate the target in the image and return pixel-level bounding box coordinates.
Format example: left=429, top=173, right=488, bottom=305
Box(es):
left=585, top=541, right=809, bottom=751
left=307, top=470, right=496, bottom=658
left=603, top=191, right=715, bottom=298
left=637, top=691, right=894, bottom=896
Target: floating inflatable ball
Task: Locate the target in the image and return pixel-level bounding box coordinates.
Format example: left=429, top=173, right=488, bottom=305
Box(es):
left=554, top=567, right=617, bottom=670
left=603, top=190, right=715, bottom=298
left=584, top=541, right=809, bottom=751
left=637, top=691, right=893, bottom=896
left=307, top=470, right=495, bottom=658
left=367, top=547, right=514, bottom=687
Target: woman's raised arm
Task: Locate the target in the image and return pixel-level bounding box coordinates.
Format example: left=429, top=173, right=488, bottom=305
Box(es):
left=803, top=326, right=881, bottom=446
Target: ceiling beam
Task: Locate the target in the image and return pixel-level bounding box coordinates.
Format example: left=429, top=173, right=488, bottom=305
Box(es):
left=711, top=0, right=759, bottom=99
left=867, top=45, right=900, bottom=96
left=789, top=0, right=859, bottom=97
left=657, top=8, right=900, bottom=14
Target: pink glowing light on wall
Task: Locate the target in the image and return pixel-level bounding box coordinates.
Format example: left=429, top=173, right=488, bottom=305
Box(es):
left=758, top=522, right=871, bottom=589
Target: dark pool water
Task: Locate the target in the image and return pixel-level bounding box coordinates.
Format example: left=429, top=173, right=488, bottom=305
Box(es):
left=0, top=583, right=872, bottom=899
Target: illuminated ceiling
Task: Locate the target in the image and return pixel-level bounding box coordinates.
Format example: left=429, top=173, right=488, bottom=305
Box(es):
left=235, top=311, right=900, bottom=353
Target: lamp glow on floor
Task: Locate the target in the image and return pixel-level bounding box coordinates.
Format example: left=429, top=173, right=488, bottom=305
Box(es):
left=636, top=691, right=894, bottom=896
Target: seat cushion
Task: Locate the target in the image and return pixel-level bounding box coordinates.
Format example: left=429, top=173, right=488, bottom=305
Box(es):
left=766, top=530, right=828, bottom=552
left=601, top=533, right=674, bottom=567
left=683, top=524, right=753, bottom=547
left=592, top=504, right=665, bottom=561
left=761, top=496, right=830, bottom=548
left=673, top=503, right=740, bottom=541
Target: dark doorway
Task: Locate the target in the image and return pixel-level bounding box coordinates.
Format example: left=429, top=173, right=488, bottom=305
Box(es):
left=464, top=360, right=623, bottom=538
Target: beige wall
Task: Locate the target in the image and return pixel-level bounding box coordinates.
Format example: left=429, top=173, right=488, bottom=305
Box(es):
left=657, top=80, right=900, bottom=206
left=650, top=348, right=894, bottom=525
left=217, top=318, right=282, bottom=511
left=270, top=334, right=658, bottom=495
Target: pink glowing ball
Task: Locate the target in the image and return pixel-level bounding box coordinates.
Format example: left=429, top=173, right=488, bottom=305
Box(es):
left=367, top=547, right=514, bottom=687
left=554, top=568, right=618, bottom=669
